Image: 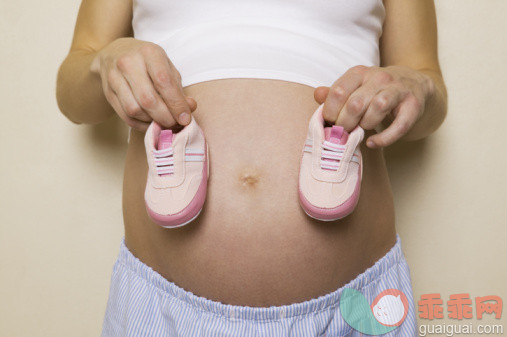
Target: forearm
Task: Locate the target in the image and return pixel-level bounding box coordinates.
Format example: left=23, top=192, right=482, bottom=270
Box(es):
left=56, top=50, right=114, bottom=124
left=400, top=68, right=448, bottom=141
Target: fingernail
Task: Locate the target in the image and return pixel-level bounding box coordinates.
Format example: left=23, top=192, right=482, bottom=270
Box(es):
left=179, top=112, right=190, bottom=125
left=367, top=140, right=375, bottom=148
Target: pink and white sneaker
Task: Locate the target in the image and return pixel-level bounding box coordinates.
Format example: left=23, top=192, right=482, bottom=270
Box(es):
left=144, top=118, right=208, bottom=228
left=298, top=104, right=364, bottom=221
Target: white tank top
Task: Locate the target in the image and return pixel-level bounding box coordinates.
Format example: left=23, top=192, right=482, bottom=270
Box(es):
left=132, top=0, right=385, bottom=88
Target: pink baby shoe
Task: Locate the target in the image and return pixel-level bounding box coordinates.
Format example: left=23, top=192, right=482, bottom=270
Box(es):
left=298, top=104, right=364, bottom=221
left=144, top=117, right=208, bottom=228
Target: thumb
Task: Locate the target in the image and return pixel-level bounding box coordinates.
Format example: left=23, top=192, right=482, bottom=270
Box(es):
left=314, top=86, right=330, bottom=104
left=185, top=96, right=197, bottom=112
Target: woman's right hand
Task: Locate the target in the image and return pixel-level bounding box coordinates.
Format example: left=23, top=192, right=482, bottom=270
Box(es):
left=90, top=37, right=196, bottom=131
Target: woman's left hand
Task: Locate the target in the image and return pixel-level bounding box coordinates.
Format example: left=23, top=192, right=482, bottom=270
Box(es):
left=314, top=65, right=435, bottom=148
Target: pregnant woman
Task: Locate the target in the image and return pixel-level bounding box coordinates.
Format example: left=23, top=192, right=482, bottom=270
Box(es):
left=56, top=0, right=447, bottom=335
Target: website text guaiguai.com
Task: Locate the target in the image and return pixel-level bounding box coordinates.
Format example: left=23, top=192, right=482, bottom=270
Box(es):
left=418, top=293, right=503, bottom=336
left=419, top=323, right=503, bottom=336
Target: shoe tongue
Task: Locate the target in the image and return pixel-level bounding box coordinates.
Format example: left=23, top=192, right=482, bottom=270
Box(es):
left=324, top=125, right=348, bottom=145
left=157, top=129, right=173, bottom=150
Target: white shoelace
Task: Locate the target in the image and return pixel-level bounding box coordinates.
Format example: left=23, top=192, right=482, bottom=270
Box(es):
left=320, top=140, right=346, bottom=171
left=152, top=147, right=206, bottom=176
left=153, top=147, right=174, bottom=175
left=303, top=139, right=360, bottom=171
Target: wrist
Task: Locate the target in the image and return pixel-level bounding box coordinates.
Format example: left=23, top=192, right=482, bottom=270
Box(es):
left=401, top=68, right=447, bottom=141
left=417, top=69, right=437, bottom=104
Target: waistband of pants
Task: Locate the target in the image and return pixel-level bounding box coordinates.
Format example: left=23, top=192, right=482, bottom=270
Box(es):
left=116, top=234, right=404, bottom=320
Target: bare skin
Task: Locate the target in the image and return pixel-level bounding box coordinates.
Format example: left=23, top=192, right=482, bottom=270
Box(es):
left=123, top=79, right=397, bottom=306
left=56, top=0, right=447, bottom=306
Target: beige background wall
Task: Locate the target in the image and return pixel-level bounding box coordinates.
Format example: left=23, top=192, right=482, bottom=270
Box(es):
left=1, top=0, right=506, bottom=336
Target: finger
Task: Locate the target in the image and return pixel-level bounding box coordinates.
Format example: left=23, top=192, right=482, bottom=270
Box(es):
left=116, top=55, right=177, bottom=128
left=336, top=80, right=382, bottom=131
left=186, top=96, right=197, bottom=112
left=108, top=70, right=151, bottom=122
left=124, top=115, right=150, bottom=132
left=366, top=96, right=420, bottom=148
left=314, top=86, right=329, bottom=104
left=145, top=51, right=192, bottom=126
left=322, top=65, right=368, bottom=125
left=358, top=87, right=402, bottom=130
left=106, top=89, right=150, bottom=131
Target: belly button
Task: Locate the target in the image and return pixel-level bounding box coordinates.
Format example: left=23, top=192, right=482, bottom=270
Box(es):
left=237, top=169, right=261, bottom=188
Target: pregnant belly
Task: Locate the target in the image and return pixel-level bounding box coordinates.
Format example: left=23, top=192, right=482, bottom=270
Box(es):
left=123, top=79, right=397, bottom=307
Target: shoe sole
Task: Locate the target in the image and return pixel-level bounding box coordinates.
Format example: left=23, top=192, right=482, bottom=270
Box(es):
left=159, top=208, right=203, bottom=228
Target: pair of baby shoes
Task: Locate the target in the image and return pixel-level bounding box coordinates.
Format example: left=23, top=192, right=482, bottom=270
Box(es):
left=144, top=103, right=364, bottom=228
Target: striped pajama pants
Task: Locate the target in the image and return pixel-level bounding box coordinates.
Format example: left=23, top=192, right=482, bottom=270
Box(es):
left=101, top=235, right=417, bottom=337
